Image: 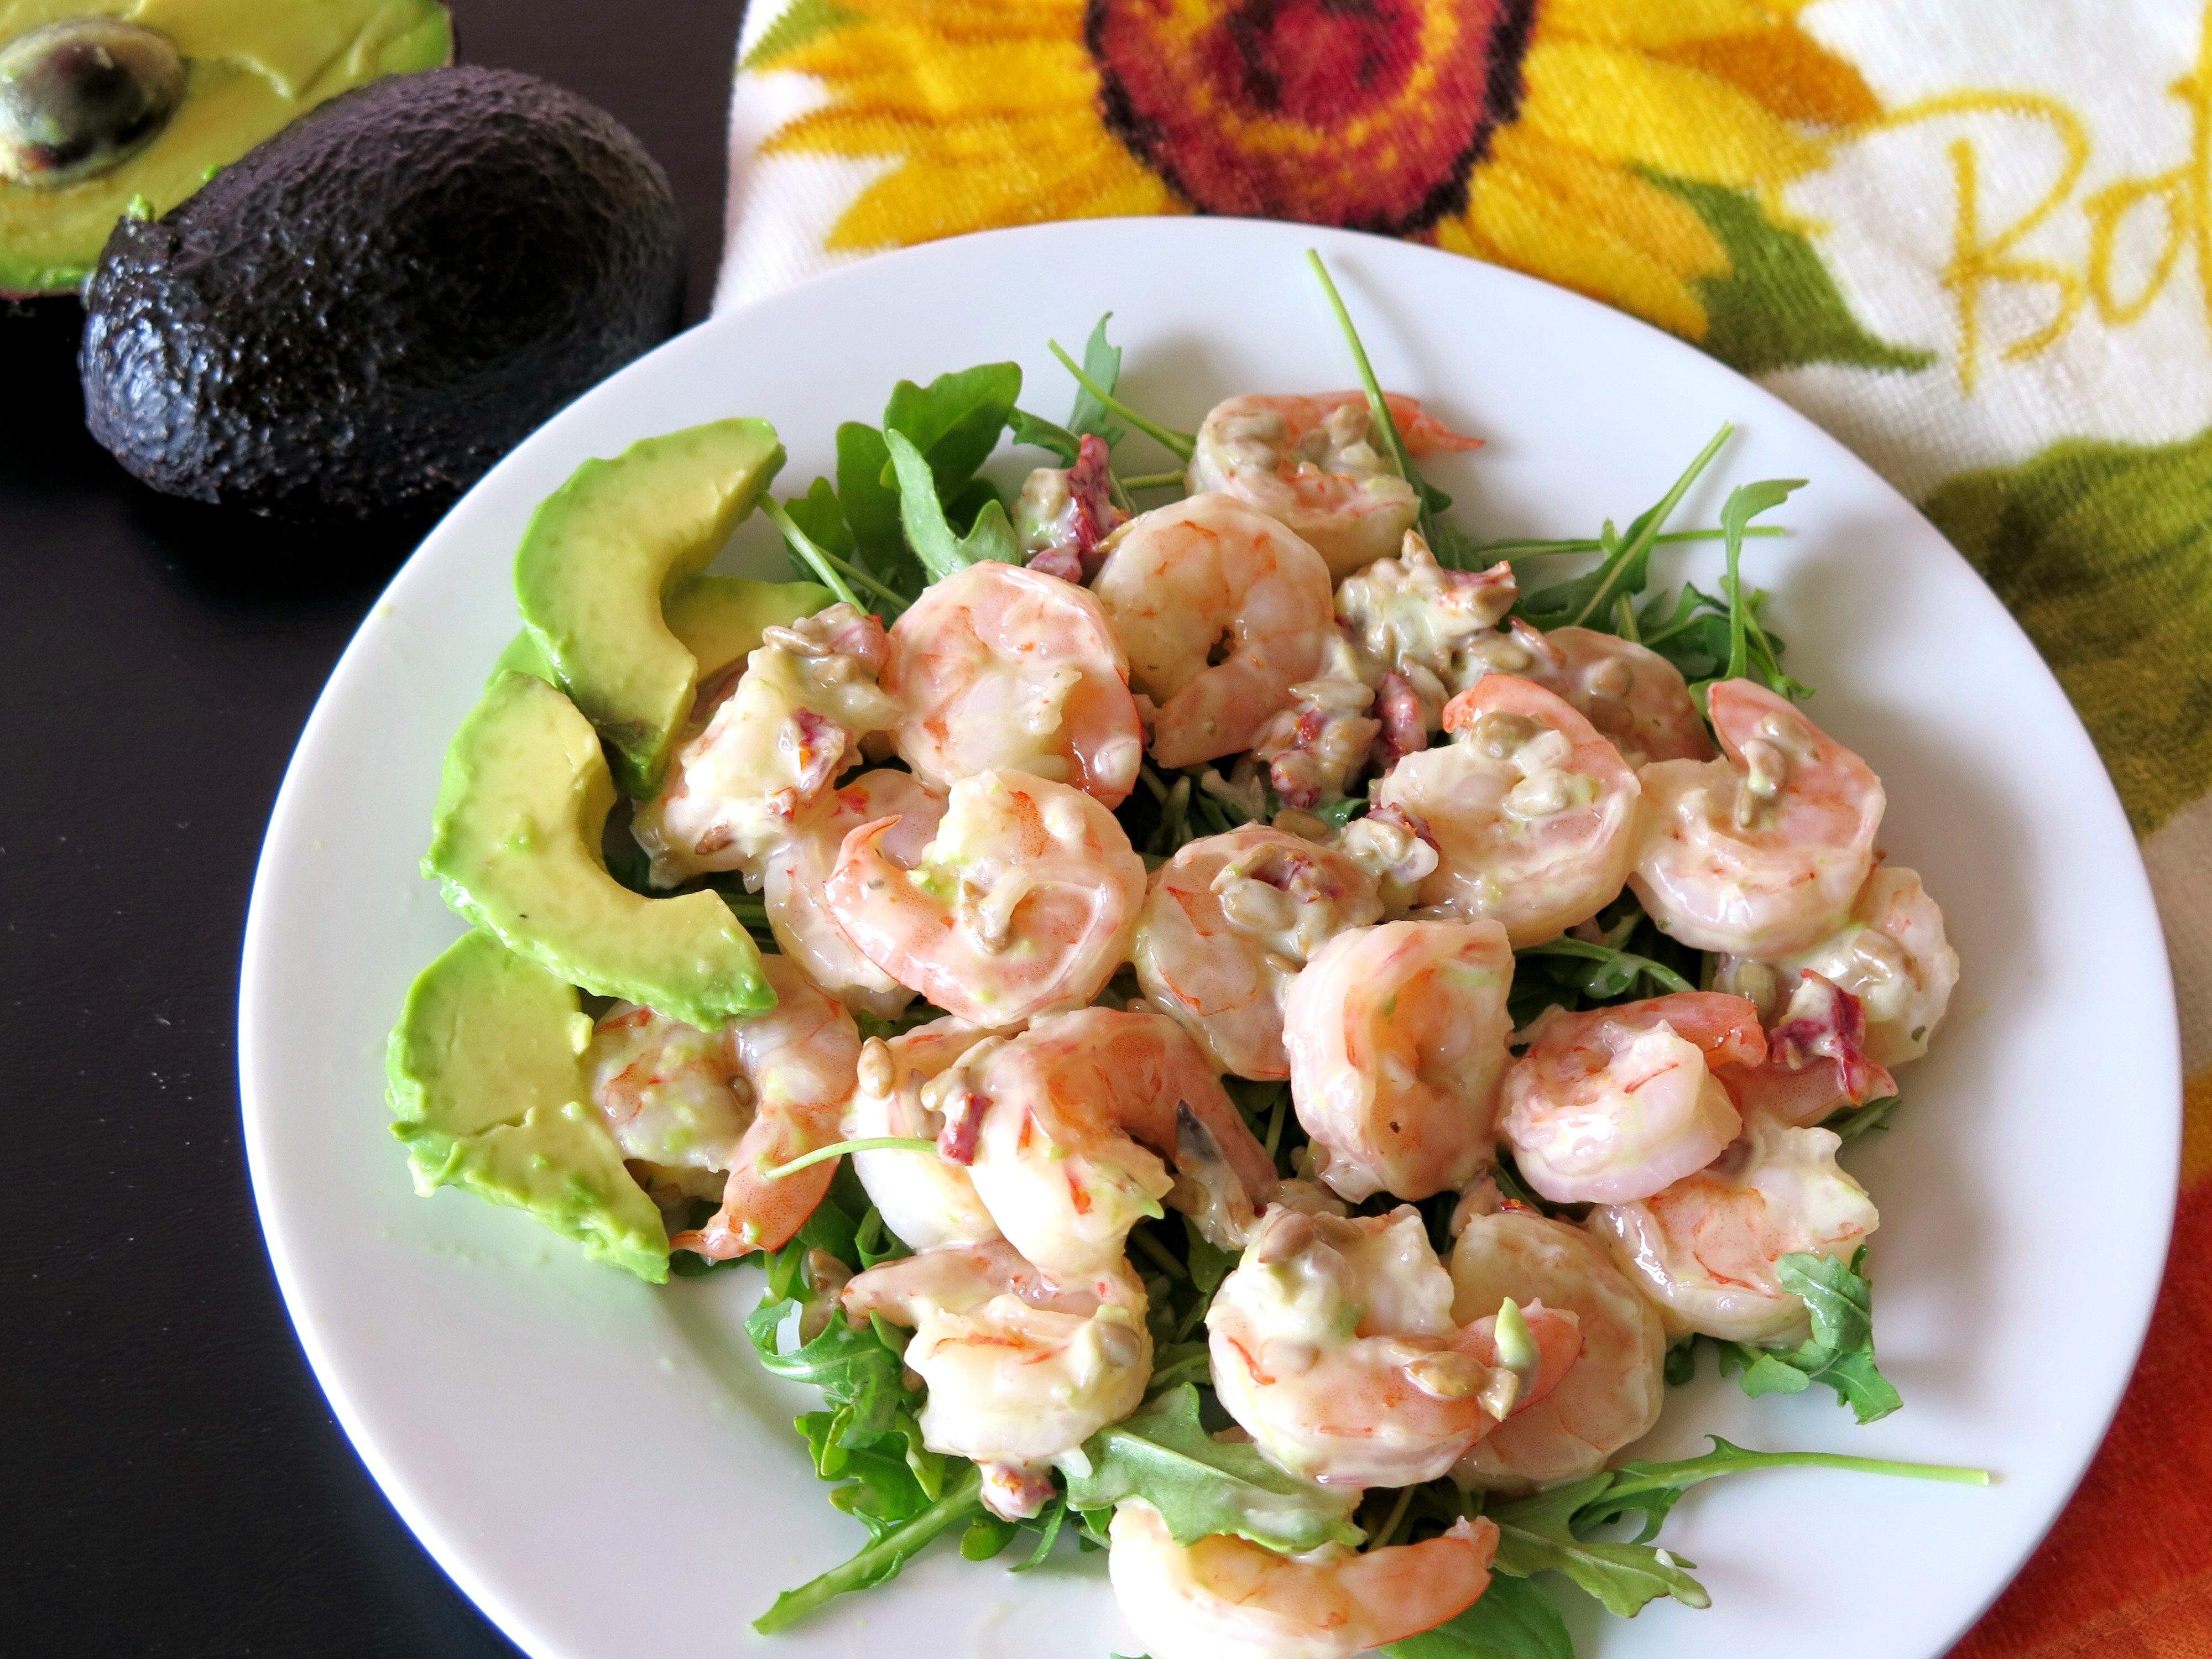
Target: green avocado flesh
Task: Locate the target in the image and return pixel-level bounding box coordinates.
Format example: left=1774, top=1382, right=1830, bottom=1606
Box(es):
left=493, top=573, right=830, bottom=688
left=423, top=670, right=775, bottom=1029
left=515, top=418, right=788, bottom=799
left=0, top=0, right=452, bottom=295
left=387, top=928, right=668, bottom=1282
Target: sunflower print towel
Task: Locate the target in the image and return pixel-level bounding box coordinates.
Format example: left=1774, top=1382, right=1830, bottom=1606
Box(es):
left=721, top=2, right=2212, bottom=1650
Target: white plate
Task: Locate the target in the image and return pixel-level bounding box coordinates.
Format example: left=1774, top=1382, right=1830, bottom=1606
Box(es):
left=241, top=217, right=2180, bottom=1659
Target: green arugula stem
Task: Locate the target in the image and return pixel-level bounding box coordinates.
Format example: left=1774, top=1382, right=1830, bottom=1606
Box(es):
left=1305, top=250, right=1433, bottom=541
left=753, top=1463, right=985, bottom=1633
left=1145, top=1349, right=1213, bottom=1394
left=1483, top=525, right=1783, bottom=560
left=1139, top=760, right=1173, bottom=803
left=1567, top=424, right=1733, bottom=627
left=1121, top=469, right=1187, bottom=490
left=762, top=496, right=862, bottom=612
left=1519, top=938, right=1694, bottom=995
left=1368, top=1485, right=1417, bottom=1552
left=1130, top=1225, right=1189, bottom=1280
left=1047, top=341, right=1195, bottom=461
left=820, top=547, right=910, bottom=615
left=1595, top=1447, right=1989, bottom=1511
left=764, top=1137, right=938, bottom=1180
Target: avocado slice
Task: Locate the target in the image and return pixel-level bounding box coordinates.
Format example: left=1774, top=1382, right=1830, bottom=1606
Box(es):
left=388, top=928, right=668, bottom=1282
left=0, top=0, right=452, bottom=296
left=492, top=573, right=830, bottom=690
left=424, top=670, right=775, bottom=1028
left=515, top=419, right=789, bottom=797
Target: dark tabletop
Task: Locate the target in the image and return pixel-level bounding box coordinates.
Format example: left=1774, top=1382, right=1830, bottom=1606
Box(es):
left=3, top=6, right=745, bottom=1652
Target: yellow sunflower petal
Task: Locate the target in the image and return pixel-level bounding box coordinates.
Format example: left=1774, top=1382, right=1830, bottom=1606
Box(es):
left=827, top=122, right=1175, bottom=247
left=1486, top=123, right=1727, bottom=283
left=1539, top=0, right=1783, bottom=51
left=1451, top=155, right=1711, bottom=337
left=1520, top=38, right=1828, bottom=185
left=1655, top=29, right=1881, bottom=127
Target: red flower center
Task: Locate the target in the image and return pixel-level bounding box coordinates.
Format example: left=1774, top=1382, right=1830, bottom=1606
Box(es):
left=1089, top=0, right=1535, bottom=234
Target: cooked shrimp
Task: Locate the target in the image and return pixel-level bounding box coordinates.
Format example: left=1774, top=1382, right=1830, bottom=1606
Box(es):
left=953, top=1008, right=1279, bottom=1277
left=1518, top=627, right=1714, bottom=769
left=1717, top=865, right=1959, bottom=1068
left=1497, top=993, right=1765, bottom=1206
left=1631, top=679, right=1884, bottom=958
left=1207, top=1204, right=1583, bottom=1487
left=825, top=769, right=1147, bottom=1030
left=845, top=1018, right=1003, bottom=1251
left=1109, top=1501, right=1499, bottom=1659
left=1710, top=971, right=1897, bottom=1129
left=1448, top=1205, right=1668, bottom=1493
left=1336, top=531, right=1517, bottom=728
left=1283, top=920, right=1515, bottom=1203
left=1588, top=1113, right=1880, bottom=1346
left=760, top=769, right=946, bottom=1019
left=1370, top=675, right=1640, bottom=946
left=843, top=1241, right=1150, bottom=1517
left=631, top=603, right=901, bottom=886
left=881, top=559, right=1145, bottom=807
left=1133, top=827, right=1383, bottom=1081
left=593, top=957, right=862, bottom=1261
left=1091, top=494, right=1337, bottom=769
left=1188, top=392, right=1481, bottom=580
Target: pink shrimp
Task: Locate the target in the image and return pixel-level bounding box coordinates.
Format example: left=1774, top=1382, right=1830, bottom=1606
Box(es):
left=954, top=1007, right=1281, bottom=1277
left=1091, top=493, right=1338, bottom=769
left=594, top=956, right=861, bottom=1262
left=825, top=769, right=1147, bottom=1030
left=881, top=559, right=1145, bottom=807
left=1371, top=674, right=1640, bottom=946
left=1132, top=826, right=1384, bottom=1081
left=1188, top=392, right=1481, bottom=579
left=1497, top=993, right=1766, bottom=1205
left=1631, top=679, right=1885, bottom=957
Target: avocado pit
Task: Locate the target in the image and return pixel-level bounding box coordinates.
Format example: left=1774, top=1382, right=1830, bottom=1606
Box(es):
left=0, top=17, right=185, bottom=190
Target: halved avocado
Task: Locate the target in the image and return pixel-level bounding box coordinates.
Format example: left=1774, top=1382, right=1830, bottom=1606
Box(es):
left=515, top=418, right=787, bottom=798
left=492, top=573, right=830, bottom=690
left=0, top=0, right=453, bottom=296
left=388, top=928, right=667, bottom=1282
left=424, top=670, right=774, bottom=1027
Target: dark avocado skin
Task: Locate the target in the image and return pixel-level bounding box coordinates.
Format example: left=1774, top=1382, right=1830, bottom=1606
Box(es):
left=77, top=65, right=683, bottom=524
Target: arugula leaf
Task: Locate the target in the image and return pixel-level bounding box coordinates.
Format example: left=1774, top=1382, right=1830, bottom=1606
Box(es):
left=1515, top=937, right=1693, bottom=998
left=835, top=421, right=921, bottom=596
left=1487, top=1475, right=1710, bottom=1618
left=1574, top=1434, right=1987, bottom=1546
left=753, top=1461, right=985, bottom=1632
left=962, top=1510, right=1020, bottom=1561
left=1067, top=313, right=1128, bottom=445
left=1718, top=1248, right=1902, bottom=1422
left=743, top=1295, right=928, bottom=1468
left=1715, top=479, right=1803, bottom=683
left=1048, top=340, right=1195, bottom=461
left=1383, top=1572, right=1574, bottom=1659
left=884, top=427, right=1022, bottom=581
left=1009, top=406, right=1081, bottom=463
left=883, top=362, right=1022, bottom=495
left=1517, top=425, right=1734, bottom=630
left=1065, top=1385, right=1364, bottom=1554
left=1829, top=1093, right=1903, bottom=1143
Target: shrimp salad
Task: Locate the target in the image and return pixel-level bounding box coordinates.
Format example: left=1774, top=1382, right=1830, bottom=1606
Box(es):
left=394, top=260, right=1983, bottom=1659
